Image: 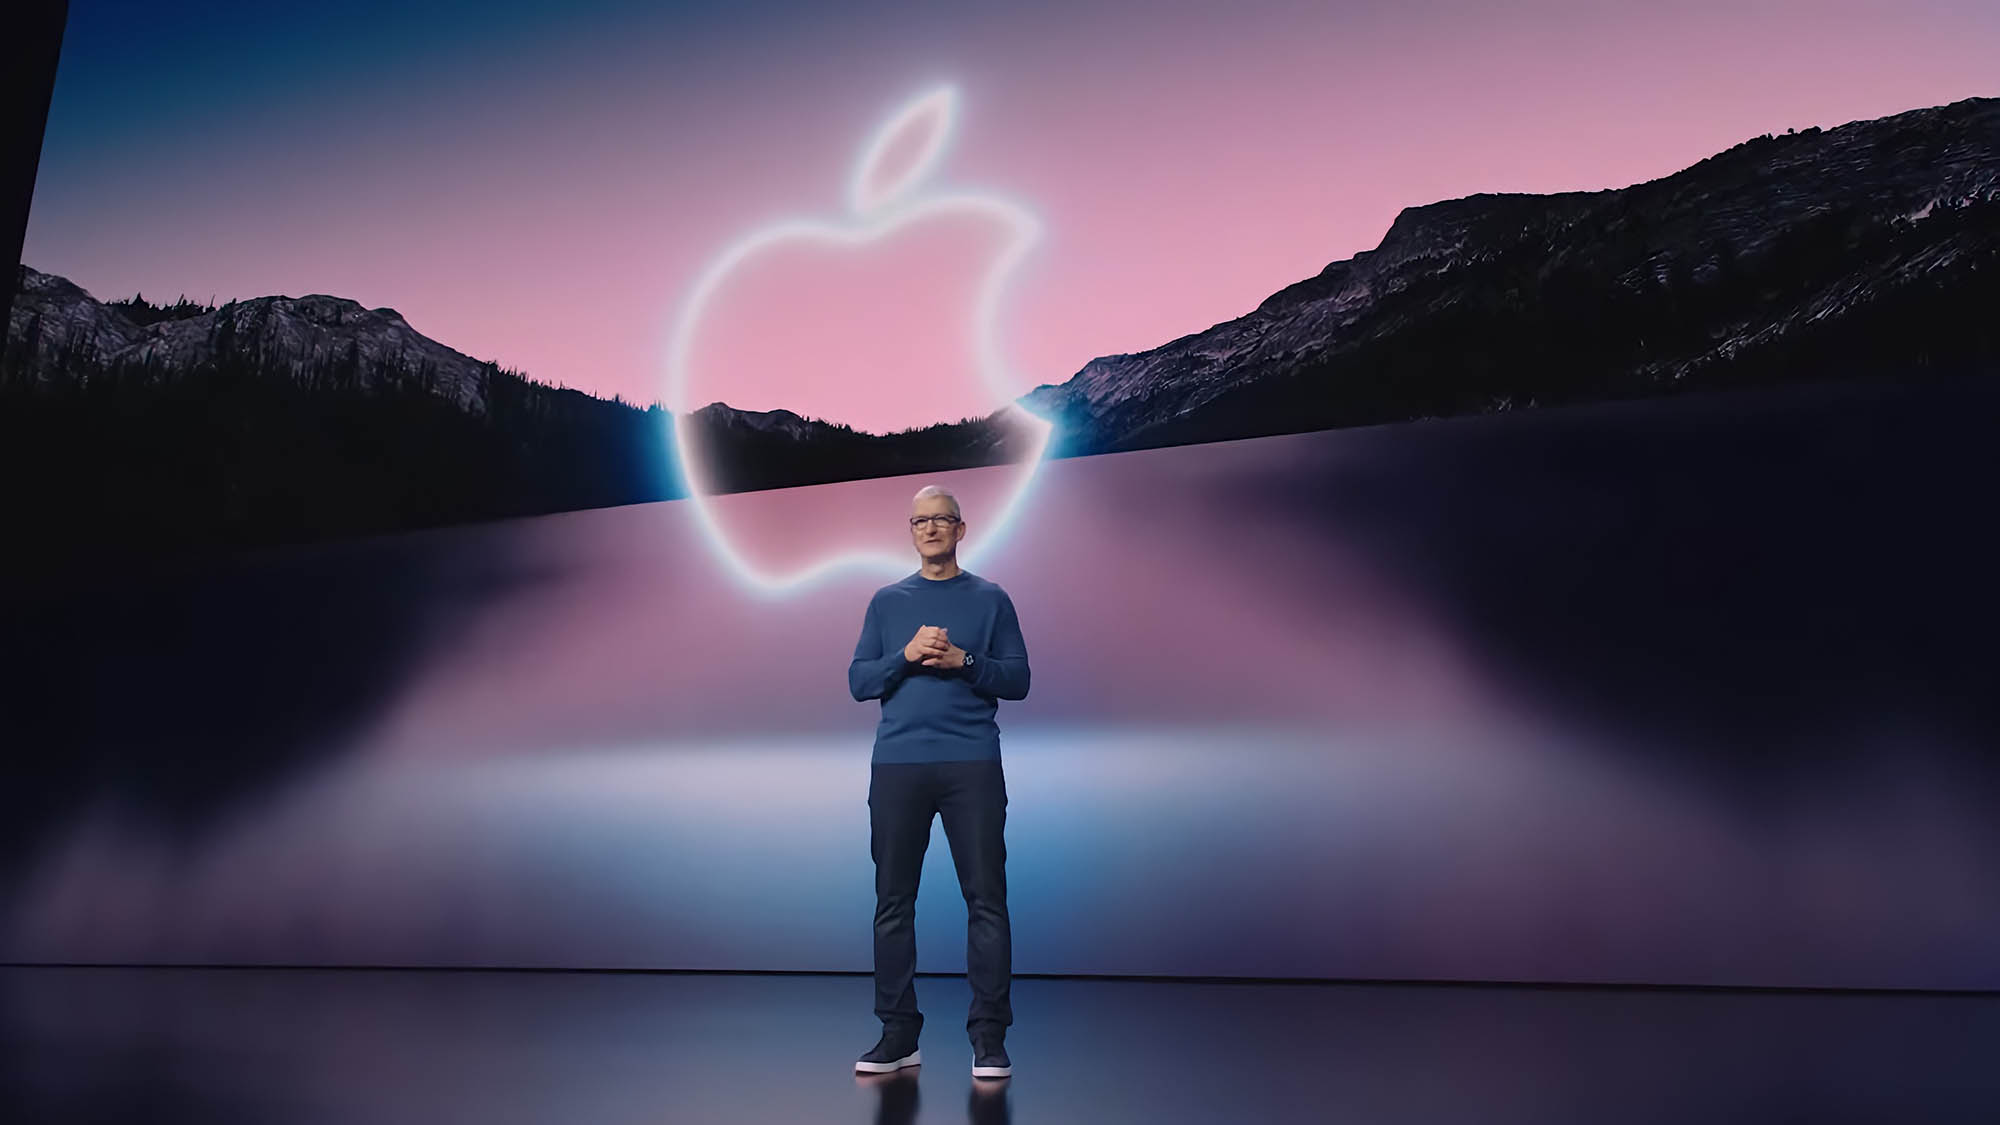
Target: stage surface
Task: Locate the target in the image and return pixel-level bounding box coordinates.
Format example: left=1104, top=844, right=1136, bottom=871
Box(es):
left=3, top=966, right=1993, bottom=1123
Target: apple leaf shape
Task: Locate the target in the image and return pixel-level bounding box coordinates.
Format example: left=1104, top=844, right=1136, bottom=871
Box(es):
left=847, top=85, right=957, bottom=217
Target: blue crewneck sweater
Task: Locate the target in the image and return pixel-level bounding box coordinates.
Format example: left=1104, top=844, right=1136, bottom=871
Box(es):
left=848, top=569, right=1031, bottom=763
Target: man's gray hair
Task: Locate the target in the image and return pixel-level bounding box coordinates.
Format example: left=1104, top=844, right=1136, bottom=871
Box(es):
left=912, top=484, right=961, bottom=517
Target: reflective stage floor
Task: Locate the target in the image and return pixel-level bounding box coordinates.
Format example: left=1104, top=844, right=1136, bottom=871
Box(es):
left=3, top=966, right=1994, bottom=1123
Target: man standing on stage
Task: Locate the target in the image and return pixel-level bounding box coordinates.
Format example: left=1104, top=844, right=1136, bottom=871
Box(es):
left=848, top=484, right=1030, bottom=1081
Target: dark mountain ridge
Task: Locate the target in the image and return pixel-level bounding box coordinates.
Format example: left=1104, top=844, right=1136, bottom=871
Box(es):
left=6, top=95, right=1997, bottom=571
left=0, top=270, right=1033, bottom=570
left=1021, top=96, right=2000, bottom=454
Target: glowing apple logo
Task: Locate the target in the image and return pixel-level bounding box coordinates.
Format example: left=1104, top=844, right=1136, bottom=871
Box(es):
left=664, top=84, right=1055, bottom=595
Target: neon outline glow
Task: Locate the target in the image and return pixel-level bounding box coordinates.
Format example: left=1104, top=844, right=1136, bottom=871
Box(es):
left=664, top=84, right=1055, bottom=595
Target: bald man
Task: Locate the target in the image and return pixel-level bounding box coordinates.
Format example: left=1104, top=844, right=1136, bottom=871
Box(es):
left=848, top=484, right=1030, bottom=1081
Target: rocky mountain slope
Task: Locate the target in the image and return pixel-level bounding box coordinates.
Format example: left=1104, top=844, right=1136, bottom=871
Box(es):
left=1021, top=96, right=2000, bottom=454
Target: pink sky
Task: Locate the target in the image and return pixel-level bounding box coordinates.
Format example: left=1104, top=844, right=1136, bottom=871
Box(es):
left=22, top=1, right=2000, bottom=432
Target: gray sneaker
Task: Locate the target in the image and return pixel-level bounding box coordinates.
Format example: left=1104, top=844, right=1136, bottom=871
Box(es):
left=971, top=1035, right=1011, bottom=1079
left=855, top=1030, right=922, bottom=1074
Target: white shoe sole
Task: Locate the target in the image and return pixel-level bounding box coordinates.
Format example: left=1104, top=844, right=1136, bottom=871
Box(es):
left=855, top=1049, right=922, bottom=1073
left=972, top=1063, right=1012, bottom=1079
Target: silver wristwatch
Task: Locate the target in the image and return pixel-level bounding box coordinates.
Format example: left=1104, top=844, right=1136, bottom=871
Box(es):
left=963, top=652, right=977, bottom=672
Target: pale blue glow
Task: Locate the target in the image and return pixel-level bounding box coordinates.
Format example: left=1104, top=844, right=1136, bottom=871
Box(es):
left=662, top=83, right=1055, bottom=597
left=846, top=84, right=958, bottom=217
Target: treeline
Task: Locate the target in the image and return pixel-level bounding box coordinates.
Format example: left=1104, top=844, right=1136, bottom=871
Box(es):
left=0, top=300, right=1034, bottom=574
left=0, top=321, right=678, bottom=576
left=685, top=410, right=1021, bottom=494
left=106, top=291, right=219, bottom=327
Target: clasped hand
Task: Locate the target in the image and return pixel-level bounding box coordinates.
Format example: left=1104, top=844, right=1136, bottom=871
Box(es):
left=903, top=625, right=966, bottom=670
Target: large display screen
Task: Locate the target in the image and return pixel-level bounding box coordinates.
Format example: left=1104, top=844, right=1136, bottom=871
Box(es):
left=3, top=0, right=1997, bottom=988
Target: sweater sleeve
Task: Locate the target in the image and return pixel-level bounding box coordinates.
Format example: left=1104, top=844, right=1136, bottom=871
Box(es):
left=968, top=590, right=1030, bottom=701
left=849, top=595, right=914, bottom=702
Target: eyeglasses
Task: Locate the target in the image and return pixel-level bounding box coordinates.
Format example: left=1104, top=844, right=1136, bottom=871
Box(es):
left=910, top=515, right=962, bottom=529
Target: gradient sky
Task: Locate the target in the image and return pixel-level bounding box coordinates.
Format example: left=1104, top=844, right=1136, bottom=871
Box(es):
left=22, top=0, right=2000, bottom=431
